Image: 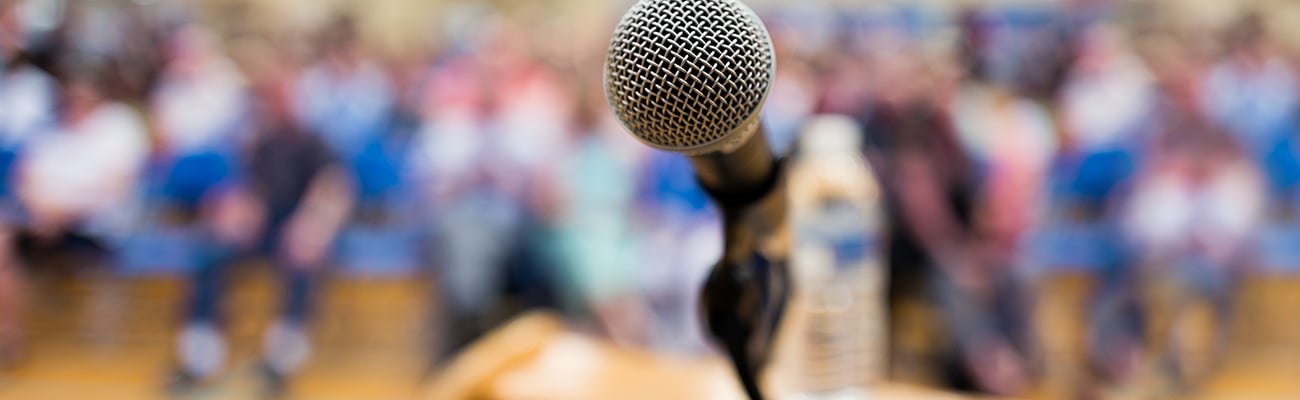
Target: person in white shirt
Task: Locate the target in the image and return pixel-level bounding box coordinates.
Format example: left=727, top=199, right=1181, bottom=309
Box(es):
left=149, top=25, right=248, bottom=214
left=0, top=61, right=55, bottom=154
left=1201, top=14, right=1298, bottom=162
left=1056, top=23, right=1154, bottom=211
left=18, top=72, right=149, bottom=238
left=0, top=67, right=148, bottom=367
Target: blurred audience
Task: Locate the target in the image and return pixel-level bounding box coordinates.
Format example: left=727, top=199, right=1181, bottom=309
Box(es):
left=414, top=49, right=532, bottom=363
left=551, top=98, right=648, bottom=346
left=1094, top=31, right=1267, bottom=390
left=634, top=150, right=722, bottom=354
left=1, top=0, right=1300, bottom=398
left=1202, top=14, right=1297, bottom=172
left=1201, top=14, right=1300, bottom=211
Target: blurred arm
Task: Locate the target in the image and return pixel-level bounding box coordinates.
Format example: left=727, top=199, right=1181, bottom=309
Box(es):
left=282, top=165, right=354, bottom=268
left=893, top=151, right=980, bottom=285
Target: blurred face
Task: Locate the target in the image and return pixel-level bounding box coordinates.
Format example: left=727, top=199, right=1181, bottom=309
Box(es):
left=1075, top=25, right=1125, bottom=74
left=254, top=80, right=295, bottom=129
left=1227, top=17, right=1269, bottom=66
left=872, top=49, right=922, bottom=106
left=62, top=81, right=101, bottom=123
left=0, top=2, right=21, bottom=60
left=169, top=27, right=217, bottom=76
left=1144, top=37, right=1203, bottom=107
left=324, top=40, right=363, bottom=72
left=1165, top=60, right=1204, bottom=110
left=1233, top=39, right=1269, bottom=68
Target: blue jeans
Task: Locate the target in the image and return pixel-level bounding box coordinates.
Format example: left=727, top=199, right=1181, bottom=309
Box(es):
left=186, top=216, right=315, bottom=326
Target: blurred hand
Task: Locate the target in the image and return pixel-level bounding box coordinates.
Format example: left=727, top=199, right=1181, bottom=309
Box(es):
left=968, top=338, right=1031, bottom=396
left=279, top=166, right=353, bottom=270
left=25, top=207, right=76, bottom=241
left=208, top=188, right=265, bottom=247
left=281, top=212, right=334, bottom=270
left=937, top=247, right=995, bottom=299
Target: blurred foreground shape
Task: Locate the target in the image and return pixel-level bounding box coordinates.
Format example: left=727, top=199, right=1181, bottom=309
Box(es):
left=422, top=311, right=969, bottom=400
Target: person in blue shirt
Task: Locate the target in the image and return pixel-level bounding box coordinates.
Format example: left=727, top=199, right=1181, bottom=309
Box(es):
left=1201, top=14, right=1300, bottom=198
left=295, top=16, right=399, bottom=213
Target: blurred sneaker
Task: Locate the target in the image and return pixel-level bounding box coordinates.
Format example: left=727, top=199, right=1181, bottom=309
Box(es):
left=262, top=319, right=311, bottom=376
left=168, top=323, right=227, bottom=397
left=177, top=322, right=227, bottom=379
left=258, top=319, right=310, bottom=399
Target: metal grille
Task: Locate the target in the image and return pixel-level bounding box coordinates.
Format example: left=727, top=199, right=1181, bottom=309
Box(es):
left=604, top=0, right=774, bottom=152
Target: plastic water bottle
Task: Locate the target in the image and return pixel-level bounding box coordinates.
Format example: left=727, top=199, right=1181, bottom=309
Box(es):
left=778, top=116, right=885, bottom=400
left=790, top=200, right=884, bottom=400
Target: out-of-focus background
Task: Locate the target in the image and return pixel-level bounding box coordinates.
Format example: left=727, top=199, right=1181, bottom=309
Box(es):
left=3, top=0, right=1300, bottom=399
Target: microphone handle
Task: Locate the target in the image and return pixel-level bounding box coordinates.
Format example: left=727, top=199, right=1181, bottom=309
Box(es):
left=690, top=124, right=777, bottom=207
left=689, top=124, right=789, bottom=264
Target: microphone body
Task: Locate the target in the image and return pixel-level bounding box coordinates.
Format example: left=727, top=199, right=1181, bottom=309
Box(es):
left=604, top=1, right=790, bottom=398
left=690, top=124, right=785, bottom=262
left=690, top=119, right=775, bottom=208
left=603, top=0, right=787, bottom=257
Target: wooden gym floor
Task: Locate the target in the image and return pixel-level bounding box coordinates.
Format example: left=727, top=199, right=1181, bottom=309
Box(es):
left=0, top=264, right=433, bottom=400
left=1, top=266, right=1299, bottom=399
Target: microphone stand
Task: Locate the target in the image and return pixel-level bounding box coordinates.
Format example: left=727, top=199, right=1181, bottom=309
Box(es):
left=694, top=131, right=791, bottom=400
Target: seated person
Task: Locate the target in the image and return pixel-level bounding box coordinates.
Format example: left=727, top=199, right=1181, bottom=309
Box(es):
left=1095, top=48, right=1265, bottom=390
left=168, top=46, right=353, bottom=399
left=148, top=25, right=249, bottom=218
left=1, top=67, right=149, bottom=365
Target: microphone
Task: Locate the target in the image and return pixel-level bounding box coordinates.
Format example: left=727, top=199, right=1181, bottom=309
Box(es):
left=604, top=1, right=788, bottom=398
left=604, top=0, right=777, bottom=206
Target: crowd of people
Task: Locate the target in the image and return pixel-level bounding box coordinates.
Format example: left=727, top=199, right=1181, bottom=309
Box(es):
left=823, top=3, right=1286, bottom=396
left=0, top=1, right=725, bottom=396
left=0, top=0, right=1298, bottom=397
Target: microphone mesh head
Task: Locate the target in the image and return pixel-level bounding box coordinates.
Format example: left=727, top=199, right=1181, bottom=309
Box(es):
left=604, top=0, right=774, bottom=153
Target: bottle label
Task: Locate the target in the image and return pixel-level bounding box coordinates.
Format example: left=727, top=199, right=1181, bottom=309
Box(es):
left=831, top=234, right=877, bottom=271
